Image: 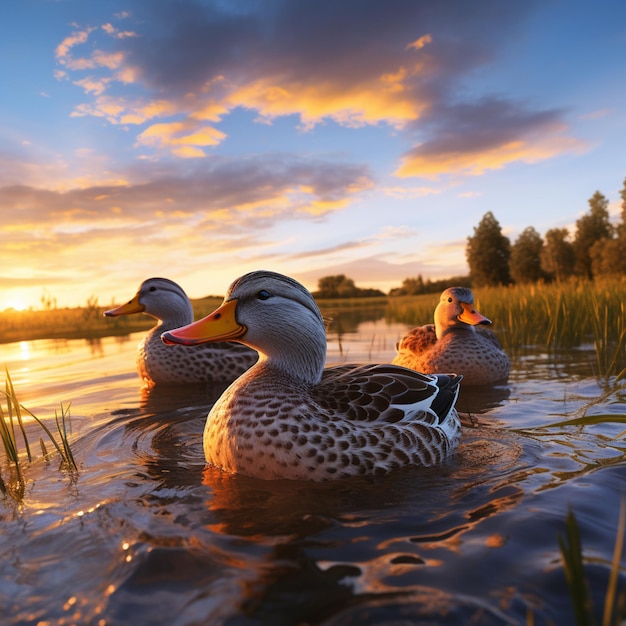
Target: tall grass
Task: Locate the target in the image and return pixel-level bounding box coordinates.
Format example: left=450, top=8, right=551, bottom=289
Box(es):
left=386, top=279, right=626, bottom=378
left=558, top=501, right=626, bottom=626
left=0, top=295, right=225, bottom=344
left=0, top=368, right=77, bottom=501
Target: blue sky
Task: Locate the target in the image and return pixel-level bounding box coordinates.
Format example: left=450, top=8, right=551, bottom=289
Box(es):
left=1, top=0, right=625, bottom=310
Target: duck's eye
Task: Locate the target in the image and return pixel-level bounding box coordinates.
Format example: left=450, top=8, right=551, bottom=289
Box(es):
left=448, top=297, right=453, bottom=303
left=149, top=286, right=157, bottom=292
left=257, top=290, right=271, bottom=301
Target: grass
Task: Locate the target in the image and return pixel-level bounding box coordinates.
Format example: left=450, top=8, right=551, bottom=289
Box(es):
left=0, top=368, right=77, bottom=501
left=386, top=278, right=626, bottom=379
left=558, top=501, right=626, bottom=626
left=0, top=295, right=225, bottom=344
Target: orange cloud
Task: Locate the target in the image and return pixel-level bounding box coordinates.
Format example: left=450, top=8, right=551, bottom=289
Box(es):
left=395, top=135, right=586, bottom=179
left=136, top=120, right=227, bottom=154
left=101, top=23, right=137, bottom=39
left=74, top=77, right=110, bottom=96
left=406, top=34, right=432, bottom=51
left=55, top=28, right=94, bottom=61
left=227, top=76, right=423, bottom=130
left=70, top=96, right=178, bottom=125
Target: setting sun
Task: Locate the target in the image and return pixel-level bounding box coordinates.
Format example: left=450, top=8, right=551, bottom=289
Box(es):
left=3, top=299, right=28, bottom=312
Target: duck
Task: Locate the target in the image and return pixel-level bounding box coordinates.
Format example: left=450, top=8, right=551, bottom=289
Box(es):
left=161, top=270, right=462, bottom=481
left=104, top=277, right=257, bottom=387
left=392, top=287, right=510, bottom=386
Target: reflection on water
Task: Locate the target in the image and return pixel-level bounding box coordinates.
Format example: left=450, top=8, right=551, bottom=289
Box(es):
left=0, top=321, right=624, bottom=625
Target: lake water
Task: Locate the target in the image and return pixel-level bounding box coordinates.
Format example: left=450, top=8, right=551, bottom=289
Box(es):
left=0, top=312, right=625, bottom=625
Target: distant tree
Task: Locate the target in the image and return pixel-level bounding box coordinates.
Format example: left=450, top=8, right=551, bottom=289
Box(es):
left=590, top=238, right=626, bottom=276
left=573, top=191, right=613, bottom=279
left=395, top=275, right=426, bottom=296
left=540, top=228, right=575, bottom=282
left=389, top=275, right=471, bottom=296
left=313, top=275, right=385, bottom=298
left=510, top=226, right=547, bottom=284
left=590, top=178, right=626, bottom=276
left=618, top=176, right=626, bottom=239
left=314, top=275, right=358, bottom=298
left=466, top=212, right=511, bottom=286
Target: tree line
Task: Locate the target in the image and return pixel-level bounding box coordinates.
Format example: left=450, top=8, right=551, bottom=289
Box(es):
left=314, top=176, right=626, bottom=298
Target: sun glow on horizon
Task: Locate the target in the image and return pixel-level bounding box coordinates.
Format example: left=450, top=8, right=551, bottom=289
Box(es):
left=4, top=300, right=28, bottom=312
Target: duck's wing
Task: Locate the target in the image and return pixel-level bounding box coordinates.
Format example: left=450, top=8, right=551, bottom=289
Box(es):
left=314, top=364, right=461, bottom=425
left=395, top=324, right=437, bottom=353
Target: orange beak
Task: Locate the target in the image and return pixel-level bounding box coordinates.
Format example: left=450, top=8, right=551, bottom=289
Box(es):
left=104, top=293, right=144, bottom=317
left=161, top=299, right=246, bottom=346
left=458, top=302, right=492, bottom=326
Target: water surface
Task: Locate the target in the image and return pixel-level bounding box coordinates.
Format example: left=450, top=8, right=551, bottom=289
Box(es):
left=0, top=315, right=624, bottom=625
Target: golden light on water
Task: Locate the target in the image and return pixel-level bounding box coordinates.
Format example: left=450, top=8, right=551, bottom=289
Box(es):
left=19, top=341, right=31, bottom=361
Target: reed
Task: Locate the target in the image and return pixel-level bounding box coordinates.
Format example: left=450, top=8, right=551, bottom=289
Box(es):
left=558, top=501, right=626, bottom=626
left=386, top=279, right=626, bottom=378
left=0, top=295, right=225, bottom=344
left=0, top=368, right=78, bottom=500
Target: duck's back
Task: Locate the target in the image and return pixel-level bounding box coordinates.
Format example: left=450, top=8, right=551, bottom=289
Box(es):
left=393, top=327, right=509, bottom=386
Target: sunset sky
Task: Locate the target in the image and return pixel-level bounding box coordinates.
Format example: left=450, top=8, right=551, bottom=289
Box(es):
left=2, top=0, right=626, bottom=311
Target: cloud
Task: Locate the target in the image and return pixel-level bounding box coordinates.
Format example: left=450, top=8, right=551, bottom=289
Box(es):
left=395, top=98, right=587, bottom=179
left=0, top=154, right=372, bottom=241
left=383, top=186, right=440, bottom=199
left=53, top=0, right=580, bottom=172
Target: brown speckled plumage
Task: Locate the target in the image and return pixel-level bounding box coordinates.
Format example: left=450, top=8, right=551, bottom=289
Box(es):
left=392, top=287, right=510, bottom=386
left=162, top=270, right=462, bottom=481
left=104, top=278, right=257, bottom=387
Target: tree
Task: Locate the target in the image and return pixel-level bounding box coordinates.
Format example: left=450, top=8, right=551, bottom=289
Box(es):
left=573, top=191, right=613, bottom=279
left=540, top=228, right=575, bottom=282
left=466, top=212, right=511, bottom=286
left=394, top=275, right=425, bottom=296
left=388, top=274, right=471, bottom=296
left=313, top=275, right=385, bottom=298
left=618, top=176, right=626, bottom=239
left=590, top=178, right=626, bottom=276
left=510, top=226, right=547, bottom=284
left=314, top=275, right=358, bottom=298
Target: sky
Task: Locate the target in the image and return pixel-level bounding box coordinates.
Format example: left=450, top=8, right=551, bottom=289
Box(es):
left=1, top=0, right=626, bottom=311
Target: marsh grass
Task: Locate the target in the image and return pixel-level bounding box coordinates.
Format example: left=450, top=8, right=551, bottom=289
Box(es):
left=0, top=295, right=225, bottom=344
left=0, top=368, right=77, bottom=501
left=558, top=501, right=626, bottom=626
left=386, top=279, right=626, bottom=379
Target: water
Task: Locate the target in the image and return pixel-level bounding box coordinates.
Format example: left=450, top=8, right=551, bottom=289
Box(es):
left=0, top=315, right=625, bottom=625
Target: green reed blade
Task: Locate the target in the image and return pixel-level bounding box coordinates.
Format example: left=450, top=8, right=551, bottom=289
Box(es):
left=0, top=399, right=20, bottom=466
left=4, top=368, right=31, bottom=462
left=39, top=437, right=50, bottom=462
left=603, top=498, right=625, bottom=626
left=518, top=414, right=626, bottom=433
left=55, top=403, right=77, bottom=471
left=559, top=510, right=597, bottom=626
left=19, top=405, right=65, bottom=459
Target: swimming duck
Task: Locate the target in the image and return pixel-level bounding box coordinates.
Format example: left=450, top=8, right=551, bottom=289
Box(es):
left=162, top=270, right=462, bottom=481
left=392, top=287, right=510, bottom=386
left=104, top=277, right=257, bottom=387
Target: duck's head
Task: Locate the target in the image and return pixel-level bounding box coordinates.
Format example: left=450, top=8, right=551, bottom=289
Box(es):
left=162, top=270, right=326, bottom=382
left=435, top=287, right=492, bottom=337
left=104, top=277, right=194, bottom=327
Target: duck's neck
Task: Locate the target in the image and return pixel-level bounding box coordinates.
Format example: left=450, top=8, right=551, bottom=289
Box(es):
left=436, top=323, right=476, bottom=340
left=256, top=332, right=326, bottom=385
left=152, top=303, right=194, bottom=332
